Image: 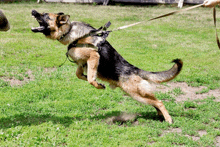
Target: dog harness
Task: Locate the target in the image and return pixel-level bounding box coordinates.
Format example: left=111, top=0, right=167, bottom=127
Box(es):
left=59, top=22, right=111, bottom=67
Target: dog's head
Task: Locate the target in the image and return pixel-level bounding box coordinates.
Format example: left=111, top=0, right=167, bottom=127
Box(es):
left=31, top=10, right=70, bottom=40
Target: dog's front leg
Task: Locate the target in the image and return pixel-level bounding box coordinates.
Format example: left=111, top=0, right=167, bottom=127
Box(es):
left=87, top=51, right=105, bottom=89
left=76, top=66, right=87, bottom=81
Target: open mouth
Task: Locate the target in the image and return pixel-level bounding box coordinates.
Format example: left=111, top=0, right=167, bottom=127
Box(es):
left=31, top=10, right=47, bottom=33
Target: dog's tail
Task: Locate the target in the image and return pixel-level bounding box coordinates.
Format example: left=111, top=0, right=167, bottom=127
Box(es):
left=138, top=59, right=183, bottom=83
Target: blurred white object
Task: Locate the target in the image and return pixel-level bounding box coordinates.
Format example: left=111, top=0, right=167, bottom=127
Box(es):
left=178, top=0, right=184, bottom=8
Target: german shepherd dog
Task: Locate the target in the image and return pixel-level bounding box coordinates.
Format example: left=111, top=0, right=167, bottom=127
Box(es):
left=31, top=10, right=183, bottom=124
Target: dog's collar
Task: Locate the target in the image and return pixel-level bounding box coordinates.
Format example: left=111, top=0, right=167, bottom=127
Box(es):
left=57, top=24, right=72, bottom=42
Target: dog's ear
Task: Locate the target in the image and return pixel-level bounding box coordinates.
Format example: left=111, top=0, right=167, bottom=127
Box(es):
left=57, top=15, right=70, bottom=25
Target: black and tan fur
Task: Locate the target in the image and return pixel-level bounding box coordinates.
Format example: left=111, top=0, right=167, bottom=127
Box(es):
left=31, top=10, right=183, bottom=124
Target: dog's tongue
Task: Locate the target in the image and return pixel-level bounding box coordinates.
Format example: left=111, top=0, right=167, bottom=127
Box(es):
left=31, top=26, right=45, bottom=32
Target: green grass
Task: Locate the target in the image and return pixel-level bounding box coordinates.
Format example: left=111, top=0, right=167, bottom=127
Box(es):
left=0, top=2, right=220, bottom=146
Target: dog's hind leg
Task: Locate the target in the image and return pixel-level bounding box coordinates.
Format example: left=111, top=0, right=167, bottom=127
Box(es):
left=138, top=80, right=172, bottom=123
left=131, top=92, right=173, bottom=124
left=120, top=76, right=173, bottom=124
left=87, top=51, right=105, bottom=89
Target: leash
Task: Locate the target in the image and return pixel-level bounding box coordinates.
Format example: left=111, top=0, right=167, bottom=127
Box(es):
left=108, top=4, right=220, bottom=50
left=111, top=3, right=204, bottom=32
left=59, top=52, right=76, bottom=67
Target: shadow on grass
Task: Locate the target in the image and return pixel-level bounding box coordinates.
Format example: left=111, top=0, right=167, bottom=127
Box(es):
left=0, top=111, right=164, bottom=129
left=0, top=106, right=204, bottom=129
left=0, top=113, right=78, bottom=129
left=92, top=111, right=164, bottom=125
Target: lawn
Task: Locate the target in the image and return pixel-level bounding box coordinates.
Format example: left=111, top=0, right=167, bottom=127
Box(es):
left=0, top=2, right=220, bottom=146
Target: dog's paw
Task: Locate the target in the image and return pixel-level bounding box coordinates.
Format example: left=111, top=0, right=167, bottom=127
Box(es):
left=165, top=117, right=173, bottom=124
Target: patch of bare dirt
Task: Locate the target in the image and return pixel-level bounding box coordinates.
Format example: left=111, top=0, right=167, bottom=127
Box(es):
left=2, top=68, right=57, bottom=87
left=26, top=69, right=35, bottom=81
left=184, top=134, right=200, bottom=141
left=198, top=130, right=207, bottom=136
left=156, top=82, right=220, bottom=102
left=3, top=69, right=35, bottom=86
left=147, top=141, right=156, bottom=145
left=161, top=128, right=182, bottom=137
left=4, top=78, right=23, bottom=86
left=216, top=136, right=220, bottom=147
left=43, top=67, right=57, bottom=73
left=161, top=128, right=208, bottom=141
left=161, top=128, right=220, bottom=147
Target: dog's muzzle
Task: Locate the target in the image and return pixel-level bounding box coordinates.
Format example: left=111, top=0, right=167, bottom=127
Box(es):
left=31, top=10, right=47, bottom=33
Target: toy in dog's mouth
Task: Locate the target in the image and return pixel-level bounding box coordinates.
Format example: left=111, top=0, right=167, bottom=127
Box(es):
left=31, top=9, right=48, bottom=33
